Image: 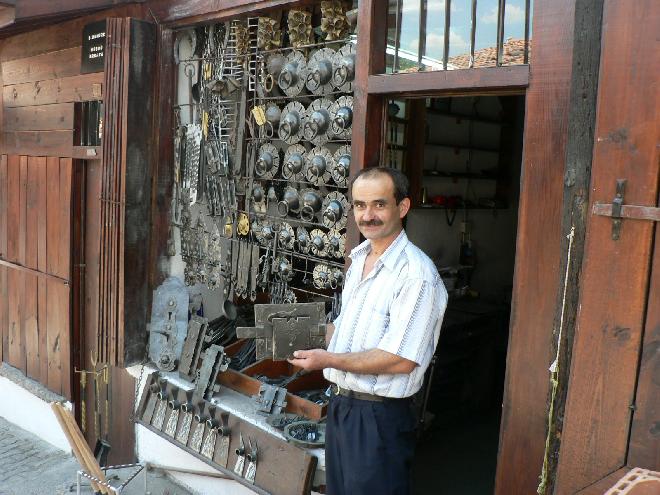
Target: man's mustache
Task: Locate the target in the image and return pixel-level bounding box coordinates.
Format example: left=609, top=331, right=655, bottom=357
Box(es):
left=358, top=220, right=383, bottom=226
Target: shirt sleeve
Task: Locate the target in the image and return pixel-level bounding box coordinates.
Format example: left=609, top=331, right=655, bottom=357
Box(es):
left=377, top=277, right=446, bottom=365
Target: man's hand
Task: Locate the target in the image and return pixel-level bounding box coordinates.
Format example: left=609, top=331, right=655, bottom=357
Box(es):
left=288, top=349, right=331, bottom=371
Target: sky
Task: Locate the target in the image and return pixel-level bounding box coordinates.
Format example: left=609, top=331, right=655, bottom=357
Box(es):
left=388, top=0, right=532, bottom=65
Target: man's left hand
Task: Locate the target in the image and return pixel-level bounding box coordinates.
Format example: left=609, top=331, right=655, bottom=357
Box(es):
left=287, top=349, right=331, bottom=371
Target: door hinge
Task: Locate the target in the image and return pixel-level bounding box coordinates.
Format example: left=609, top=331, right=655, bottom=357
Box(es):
left=592, top=179, right=660, bottom=240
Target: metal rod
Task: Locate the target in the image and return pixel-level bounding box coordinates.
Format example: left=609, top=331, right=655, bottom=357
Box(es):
left=393, top=0, right=401, bottom=72
left=524, top=0, right=531, bottom=64
left=443, top=0, right=451, bottom=70
left=418, top=0, right=428, bottom=67
left=496, top=0, right=506, bottom=66
left=470, top=0, right=478, bottom=69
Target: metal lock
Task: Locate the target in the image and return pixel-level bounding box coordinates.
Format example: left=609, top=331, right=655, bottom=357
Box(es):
left=332, top=43, right=356, bottom=92
left=309, top=229, right=329, bottom=257
left=279, top=101, right=306, bottom=144
left=300, top=189, right=323, bottom=222
left=277, top=187, right=301, bottom=217
left=332, top=145, right=351, bottom=187
left=306, top=48, right=336, bottom=95
left=322, top=191, right=350, bottom=229
left=277, top=50, right=308, bottom=97
left=330, top=96, right=354, bottom=139
left=282, top=144, right=307, bottom=180
left=255, top=143, right=280, bottom=179
left=304, top=98, right=335, bottom=146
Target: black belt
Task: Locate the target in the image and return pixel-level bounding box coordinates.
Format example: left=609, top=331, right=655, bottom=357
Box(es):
left=331, top=384, right=409, bottom=403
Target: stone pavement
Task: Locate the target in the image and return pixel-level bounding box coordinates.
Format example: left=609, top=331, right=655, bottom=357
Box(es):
left=0, top=417, right=192, bottom=495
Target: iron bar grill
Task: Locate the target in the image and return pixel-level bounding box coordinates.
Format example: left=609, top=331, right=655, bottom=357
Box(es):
left=388, top=0, right=532, bottom=72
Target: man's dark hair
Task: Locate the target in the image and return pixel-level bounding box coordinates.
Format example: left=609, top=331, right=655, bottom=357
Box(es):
left=350, top=167, right=410, bottom=204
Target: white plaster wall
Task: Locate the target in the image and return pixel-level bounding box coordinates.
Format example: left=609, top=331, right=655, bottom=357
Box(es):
left=0, top=376, right=72, bottom=453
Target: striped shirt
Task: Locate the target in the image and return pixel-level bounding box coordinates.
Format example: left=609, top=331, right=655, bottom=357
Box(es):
left=323, top=230, right=447, bottom=398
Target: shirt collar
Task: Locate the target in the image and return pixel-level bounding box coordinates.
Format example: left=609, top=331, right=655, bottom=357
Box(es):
left=349, top=230, right=408, bottom=270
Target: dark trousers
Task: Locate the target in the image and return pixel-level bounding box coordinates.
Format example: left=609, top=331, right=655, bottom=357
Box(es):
left=325, top=394, right=416, bottom=495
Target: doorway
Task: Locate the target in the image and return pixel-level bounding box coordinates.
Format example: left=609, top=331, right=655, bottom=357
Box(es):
left=384, top=94, right=525, bottom=494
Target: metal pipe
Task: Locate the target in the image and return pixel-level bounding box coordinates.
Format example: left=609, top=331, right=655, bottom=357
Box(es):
left=443, top=0, right=451, bottom=70
left=496, top=0, right=506, bottom=66
left=470, top=0, right=478, bottom=68
left=524, top=0, right=531, bottom=64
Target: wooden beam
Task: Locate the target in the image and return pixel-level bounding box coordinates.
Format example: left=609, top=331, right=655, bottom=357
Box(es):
left=0, top=6, right=15, bottom=28
left=346, top=0, right=387, bottom=253
left=3, top=73, right=103, bottom=108
left=14, top=0, right=141, bottom=20
left=367, top=65, right=529, bottom=96
left=145, top=0, right=317, bottom=27
left=494, top=0, right=579, bottom=493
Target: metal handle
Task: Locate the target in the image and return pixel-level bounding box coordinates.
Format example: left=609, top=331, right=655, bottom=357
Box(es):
left=304, top=120, right=320, bottom=139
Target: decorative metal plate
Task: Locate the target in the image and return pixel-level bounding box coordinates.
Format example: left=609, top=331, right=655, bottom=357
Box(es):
left=306, top=48, right=336, bottom=96
left=273, top=255, right=294, bottom=282
left=326, top=228, right=346, bottom=259
left=277, top=50, right=307, bottom=97
left=282, top=144, right=308, bottom=181
left=279, top=101, right=306, bottom=145
left=332, top=145, right=351, bottom=187
left=300, top=188, right=324, bottom=222
left=331, top=43, right=356, bottom=93
left=277, top=186, right=301, bottom=216
left=313, top=263, right=331, bottom=289
left=309, top=229, right=329, bottom=257
left=322, top=191, right=349, bottom=229
left=255, top=142, right=279, bottom=179
left=305, top=147, right=333, bottom=186
left=303, top=98, right=335, bottom=146
left=253, top=219, right=276, bottom=246
left=296, top=227, right=311, bottom=254
left=278, top=222, right=295, bottom=250
left=329, top=95, right=354, bottom=140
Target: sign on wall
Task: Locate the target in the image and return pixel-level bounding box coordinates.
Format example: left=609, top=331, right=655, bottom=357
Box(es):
left=81, top=21, right=106, bottom=73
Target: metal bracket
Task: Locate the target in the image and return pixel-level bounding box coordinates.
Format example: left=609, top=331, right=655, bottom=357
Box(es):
left=252, top=383, right=288, bottom=415
left=592, top=179, right=660, bottom=240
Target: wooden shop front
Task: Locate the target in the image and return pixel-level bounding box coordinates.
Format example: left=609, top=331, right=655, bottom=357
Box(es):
left=0, top=1, right=657, bottom=494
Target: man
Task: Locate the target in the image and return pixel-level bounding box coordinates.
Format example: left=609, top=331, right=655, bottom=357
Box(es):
left=288, top=167, right=447, bottom=494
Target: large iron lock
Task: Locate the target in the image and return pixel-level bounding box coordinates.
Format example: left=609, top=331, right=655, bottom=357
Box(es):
left=592, top=179, right=660, bottom=240
left=236, top=303, right=327, bottom=361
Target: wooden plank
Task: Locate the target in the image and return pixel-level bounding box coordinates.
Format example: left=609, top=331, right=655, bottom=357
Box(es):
left=46, top=156, right=60, bottom=276
left=1, top=46, right=81, bottom=85
left=0, top=155, right=7, bottom=259
left=14, top=0, right=136, bottom=21
left=0, top=259, right=69, bottom=284
left=6, top=154, right=19, bottom=262
left=0, top=155, right=6, bottom=362
left=46, top=278, right=62, bottom=395
left=148, top=0, right=316, bottom=26
left=367, top=65, right=529, bottom=96
left=4, top=103, right=74, bottom=131
left=24, top=157, right=40, bottom=380
left=1, top=130, right=73, bottom=157
left=37, top=276, right=47, bottom=385
left=57, top=157, right=72, bottom=281
left=107, top=367, right=136, bottom=465
left=25, top=156, right=39, bottom=269
left=554, top=0, right=660, bottom=492
left=628, top=216, right=660, bottom=469
left=7, top=268, right=23, bottom=370
left=17, top=155, right=26, bottom=265
left=494, top=0, right=578, bottom=493
left=0, top=267, right=6, bottom=362
left=37, top=156, right=48, bottom=382
left=23, top=272, right=38, bottom=379
left=3, top=73, right=103, bottom=108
